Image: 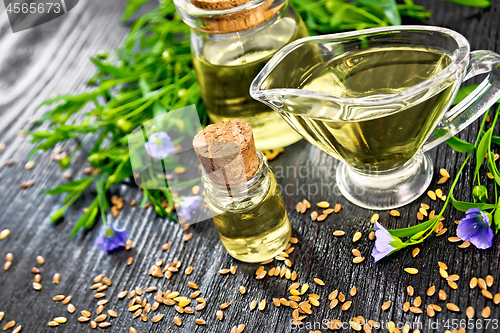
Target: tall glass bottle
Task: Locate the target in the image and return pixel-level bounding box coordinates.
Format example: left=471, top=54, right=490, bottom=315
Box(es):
left=174, top=0, right=309, bottom=150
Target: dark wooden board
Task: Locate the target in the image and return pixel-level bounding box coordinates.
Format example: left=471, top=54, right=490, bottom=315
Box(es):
left=0, top=1, right=499, bottom=332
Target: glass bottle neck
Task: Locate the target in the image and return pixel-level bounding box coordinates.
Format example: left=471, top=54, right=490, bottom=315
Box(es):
left=201, top=150, right=271, bottom=200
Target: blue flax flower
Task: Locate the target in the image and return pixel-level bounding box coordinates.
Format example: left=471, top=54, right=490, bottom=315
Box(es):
left=144, top=132, right=175, bottom=159
left=457, top=208, right=494, bottom=250
left=95, top=226, right=128, bottom=252
left=372, top=221, right=401, bottom=262
left=177, top=196, right=203, bottom=221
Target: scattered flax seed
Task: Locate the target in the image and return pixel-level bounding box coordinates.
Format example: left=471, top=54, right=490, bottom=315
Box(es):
left=438, top=262, right=448, bottom=270
left=436, top=228, right=447, bottom=236
left=486, top=275, right=494, bottom=287
left=36, top=256, right=45, bottom=265
left=216, top=310, right=223, bottom=320
left=481, top=307, right=491, bottom=318
left=352, top=249, right=361, bottom=257
left=183, top=233, right=193, bottom=242
left=99, top=322, right=111, bottom=328
left=412, top=248, right=420, bottom=258
left=54, top=317, right=67, bottom=324
left=446, top=303, right=460, bottom=312
left=162, top=242, right=171, bottom=251
left=447, top=274, right=459, bottom=282
left=426, top=305, right=435, bottom=318
left=290, top=237, right=298, bottom=244
left=406, top=286, right=414, bottom=296
left=439, top=268, right=448, bottom=279
left=403, top=302, right=410, bottom=312
left=3, top=262, right=11, bottom=271
left=249, top=300, right=257, bottom=311
left=458, top=241, right=471, bottom=248
left=219, top=268, right=230, bottom=275
left=353, top=257, right=365, bottom=264
left=404, top=268, right=418, bottom=274
left=428, top=190, right=437, bottom=200
left=237, top=324, right=246, bottom=332
left=390, top=210, right=400, bottom=217
left=368, top=231, right=375, bottom=240
left=334, top=203, right=341, bottom=213
left=482, top=289, right=493, bottom=299
left=48, top=321, right=59, bottom=327
left=52, top=273, right=60, bottom=284
left=94, top=293, right=105, bottom=299
left=410, top=307, right=423, bottom=314
left=0, top=229, right=10, bottom=240
left=317, top=201, right=330, bottom=208
left=118, top=291, right=128, bottom=299
left=438, top=289, right=447, bottom=301
left=314, top=278, right=325, bottom=286
left=184, top=266, right=193, bottom=275
left=152, top=314, right=164, bottom=323
left=230, top=266, right=237, bottom=275
left=273, top=298, right=280, bottom=307
left=448, top=237, right=461, bottom=242
left=3, top=321, right=15, bottom=330
left=478, top=278, right=487, bottom=290
left=20, top=180, right=34, bottom=189
left=370, top=214, right=379, bottom=223
left=341, top=301, right=352, bottom=311
left=90, top=321, right=97, bottom=329
left=493, top=294, right=500, bottom=304
left=195, top=319, right=206, bottom=325
left=78, top=317, right=90, bottom=323
left=414, top=296, right=422, bottom=307
left=350, top=287, right=357, bottom=296
left=261, top=258, right=273, bottom=265
left=417, top=212, right=424, bottom=220
left=190, top=290, right=201, bottom=298
left=317, top=214, right=327, bottom=222
left=323, top=208, right=334, bottom=215
left=427, top=285, right=436, bottom=296
left=309, top=298, right=320, bottom=307
left=381, top=301, right=391, bottom=311
left=419, top=207, right=428, bottom=217
left=352, top=232, right=362, bottom=242
left=437, top=176, right=448, bottom=184
left=25, top=161, right=35, bottom=170
left=33, top=282, right=42, bottom=290
left=258, top=299, right=266, bottom=311
left=448, top=281, right=458, bottom=289
left=466, top=306, right=475, bottom=319
left=333, top=230, right=345, bottom=236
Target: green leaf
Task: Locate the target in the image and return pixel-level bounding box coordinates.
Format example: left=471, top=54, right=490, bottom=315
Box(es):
left=388, top=218, right=437, bottom=238
left=491, top=136, right=500, bottom=146
left=445, top=136, right=475, bottom=153
left=475, top=127, right=493, bottom=177
left=42, top=177, right=94, bottom=195
left=450, top=193, right=498, bottom=212
left=121, top=0, right=152, bottom=22
left=487, top=150, right=500, bottom=186
left=441, top=0, right=491, bottom=8
left=493, top=205, right=500, bottom=233
left=69, top=200, right=98, bottom=237
left=452, top=84, right=479, bottom=106
left=91, top=58, right=137, bottom=78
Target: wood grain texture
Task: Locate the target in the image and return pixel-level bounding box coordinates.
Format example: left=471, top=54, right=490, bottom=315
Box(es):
left=0, top=0, right=499, bottom=332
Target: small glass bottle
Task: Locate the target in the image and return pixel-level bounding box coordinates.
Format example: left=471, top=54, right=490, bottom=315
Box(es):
left=194, top=119, right=291, bottom=262
left=175, top=0, right=309, bottom=150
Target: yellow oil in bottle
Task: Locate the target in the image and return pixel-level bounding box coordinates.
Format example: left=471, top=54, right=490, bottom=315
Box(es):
left=204, top=154, right=291, bottom=263
left=192, top=16, right=309, bottom=150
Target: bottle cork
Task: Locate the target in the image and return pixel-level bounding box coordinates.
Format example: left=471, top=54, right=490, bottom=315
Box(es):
left=191, top=0, right=283, bottom=34
left=193, top=119, right=259, bottom=186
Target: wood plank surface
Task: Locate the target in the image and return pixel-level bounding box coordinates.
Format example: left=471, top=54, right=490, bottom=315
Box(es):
left=0, top=1, right=499, bottom=332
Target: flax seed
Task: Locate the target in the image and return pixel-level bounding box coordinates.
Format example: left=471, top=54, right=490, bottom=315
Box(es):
left=162, top=242, right=171, bottom=251
left=437, top=176, right=448, bottom=184
left=249, top=300, right=257, bottom=311
left=219, top=268, right=230, bottom=275
left=381, top=301, right=391, bottom=311
left=352, top=249, right=361, bottom=257
left=390, top=210, right=400, bottom=217
left=78, top=317, right=90, bottom=323
left=404, top=268, right=418, bottom=274
left=314, top=278, right=325, bottom=286
left=317, top=201, right=330, bottom=208
left=36, top=256, right=45, bottom=265
left=352, top=232, right=362, bottom=242
left=4, top=321, right=15, bottom=330
left=466, top=306, right=474, bottom=319
left=333, top=230, right=345, bottom=236
left=403, top=302, right=410, bottom=312
left=427, top=190, right=437, bottom=200
left=370, top=214, right=379, bottom=223
left=414, top=296, right=422, bottom=307
left=481, top=307, right=490, bottom=318
left=482, top=289, right=493, bottom=299
left=486, top=275, right=494, bottom=287
left=426, top=305, right=435, bottom=317
left=341, top=301, right=352, bottom=311
left=478, top=278, right=487, bottom=290
left=410, top=307, right=423, bottom=314
left=446, top=303, right=460, bottom=312
left=439, top=268, right=448, bottom=279
left=438, top=289, right=447, bottom=301
left=334, top=203, right=341, bottom=213
left=329, top=299, right=338, bottom=309
left=368, top=231, right=375, bottom=240
left=310, top=211, right=318, bottom=221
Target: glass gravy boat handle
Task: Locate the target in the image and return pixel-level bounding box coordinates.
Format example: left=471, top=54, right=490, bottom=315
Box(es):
left=423, top=50, right=500, bottom=152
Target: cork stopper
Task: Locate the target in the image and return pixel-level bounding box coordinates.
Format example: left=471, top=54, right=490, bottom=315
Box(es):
left=193, top=119, right=259, bottom=186
left=190, top=0, right=283, bottom=34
